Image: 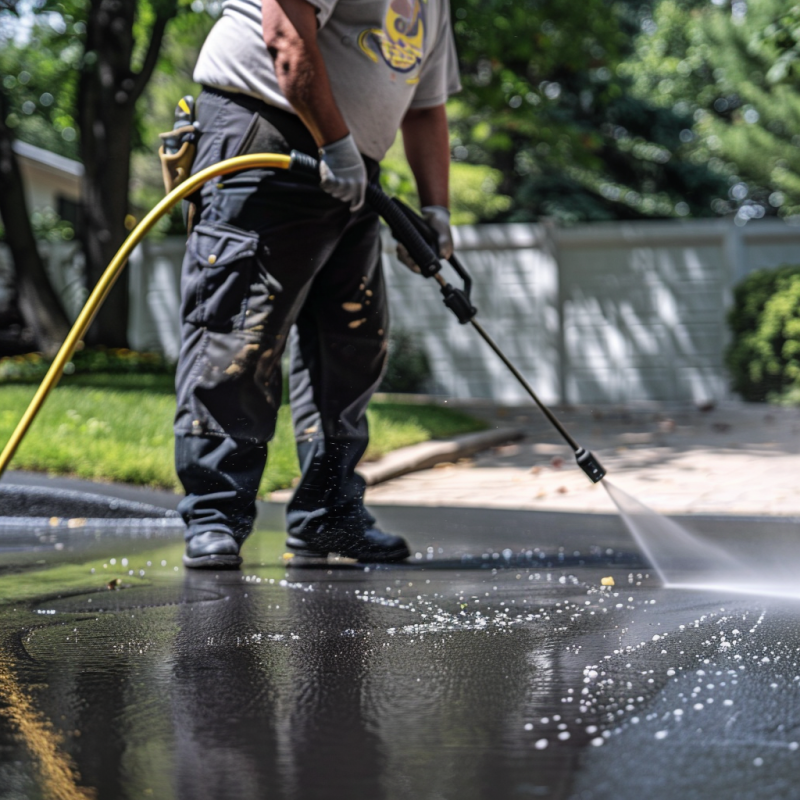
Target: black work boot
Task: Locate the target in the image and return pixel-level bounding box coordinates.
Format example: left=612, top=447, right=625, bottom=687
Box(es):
left=286, top=526, right=410, bottom=563
left=286, top=439, right=409, bottom=562
left=183, top=531, right=243, bottom=569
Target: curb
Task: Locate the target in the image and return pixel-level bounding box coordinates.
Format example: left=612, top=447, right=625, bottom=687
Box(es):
left=358, top=427, right=526, bottom=485
left=269, top=427, right=525, bottom=501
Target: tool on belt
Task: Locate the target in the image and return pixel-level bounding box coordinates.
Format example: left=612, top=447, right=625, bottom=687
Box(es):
left=0, top=133, right=605, bottom=484
left=158, top=95, right=198, bottom=193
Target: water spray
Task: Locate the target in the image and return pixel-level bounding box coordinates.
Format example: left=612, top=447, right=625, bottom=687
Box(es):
left=0, top=149, right=605, bottom=486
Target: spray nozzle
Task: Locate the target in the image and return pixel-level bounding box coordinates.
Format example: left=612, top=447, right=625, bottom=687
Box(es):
left=575, top=447, right=605, bottom=483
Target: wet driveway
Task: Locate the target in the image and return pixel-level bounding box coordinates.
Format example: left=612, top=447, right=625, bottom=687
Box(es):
left=0, top=487, right=799, bottom=799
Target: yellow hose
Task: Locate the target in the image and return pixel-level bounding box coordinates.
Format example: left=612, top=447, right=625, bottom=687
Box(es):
left=0, top=153, right=293, bottom=478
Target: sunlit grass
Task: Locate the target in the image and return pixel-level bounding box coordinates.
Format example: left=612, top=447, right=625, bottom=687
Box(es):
left=0, top=382, right=485, bottom=496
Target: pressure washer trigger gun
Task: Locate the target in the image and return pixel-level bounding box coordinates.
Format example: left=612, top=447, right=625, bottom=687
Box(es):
left=162, top=95, right=197, bottom=155
left=390, top=199, right=478, bottom=324
left=438, top=252, right=478, bottom=325
left=284, top=156, right=608, bottom=485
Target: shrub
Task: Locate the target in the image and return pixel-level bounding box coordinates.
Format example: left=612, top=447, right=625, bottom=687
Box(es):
left=726, top=265, right=800, bottom=402
left=379, top=330, right=431, bottom=393
left=0, top=346, right=174, bottom=384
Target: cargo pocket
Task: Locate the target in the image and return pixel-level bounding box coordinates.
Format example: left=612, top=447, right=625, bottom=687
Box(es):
left=183, top=221, right=260, bottom=332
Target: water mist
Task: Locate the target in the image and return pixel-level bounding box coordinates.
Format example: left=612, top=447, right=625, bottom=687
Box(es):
left=603, top=480, right=800, bottom=600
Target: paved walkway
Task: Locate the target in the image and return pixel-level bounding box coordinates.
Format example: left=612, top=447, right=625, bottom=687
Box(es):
left=364, top=400, right=800, bottom=516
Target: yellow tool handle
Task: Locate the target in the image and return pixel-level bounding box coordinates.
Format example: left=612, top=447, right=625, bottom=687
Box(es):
left=0, top=153, right=293, bottom=479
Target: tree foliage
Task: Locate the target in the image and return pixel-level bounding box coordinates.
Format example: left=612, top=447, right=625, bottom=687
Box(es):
left=0, top=10, right=81, bottom=161
left=623, top=0, right=800, bottom=223
left=7, top=0, right=800, bottom=240
left=448, top=0, right=728, bottom=222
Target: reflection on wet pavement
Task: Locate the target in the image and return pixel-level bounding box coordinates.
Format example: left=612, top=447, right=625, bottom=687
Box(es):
left=0, top=508, right=799, bottom=799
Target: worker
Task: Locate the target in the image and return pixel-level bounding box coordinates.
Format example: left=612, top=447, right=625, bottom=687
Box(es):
left=176, top=0, right=461, bottom=568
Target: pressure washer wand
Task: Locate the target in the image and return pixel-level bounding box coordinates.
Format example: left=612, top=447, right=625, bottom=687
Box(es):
left=334, top=161, right=607, bottom=484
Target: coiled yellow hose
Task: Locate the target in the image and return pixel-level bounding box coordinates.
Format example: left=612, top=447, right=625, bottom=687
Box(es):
left=0, top=153, right=293, bottom=478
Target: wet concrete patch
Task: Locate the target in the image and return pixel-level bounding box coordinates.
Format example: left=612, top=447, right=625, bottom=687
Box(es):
left=0, top=501, right=798, bottom=799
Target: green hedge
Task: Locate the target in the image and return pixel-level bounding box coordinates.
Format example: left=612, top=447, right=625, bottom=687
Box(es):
left=726, top=265, right=800, bottom=402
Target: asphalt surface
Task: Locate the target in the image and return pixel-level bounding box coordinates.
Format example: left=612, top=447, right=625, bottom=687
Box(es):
left=0, top=481, right=799, bottom=799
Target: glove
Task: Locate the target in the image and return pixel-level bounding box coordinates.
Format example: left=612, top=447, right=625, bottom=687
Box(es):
left=318, top=134, right=367, bottom=212
left=397, top=205, right=454, bottom=272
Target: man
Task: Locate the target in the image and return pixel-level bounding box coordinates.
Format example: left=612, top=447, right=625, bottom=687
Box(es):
left=176, top=0, right=461, bottom=568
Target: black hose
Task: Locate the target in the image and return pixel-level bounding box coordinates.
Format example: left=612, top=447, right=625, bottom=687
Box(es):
left=365, top=185, right=440, bottom=276
left=290, top=150, right=440, bottom=277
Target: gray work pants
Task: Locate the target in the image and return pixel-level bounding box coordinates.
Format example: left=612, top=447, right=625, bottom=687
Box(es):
left=174, top=88, right=388, bottom=543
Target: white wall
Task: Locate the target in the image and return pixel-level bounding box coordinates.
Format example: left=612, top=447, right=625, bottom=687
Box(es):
left=18, top=159, right=81, bottom=211
left=4, top=217, right=800, bottom=404
left=12, top=141, right=83, bottom=212
left=127, top=238, right=184, bottom=361
left=557, top=223, right=731, bottom=404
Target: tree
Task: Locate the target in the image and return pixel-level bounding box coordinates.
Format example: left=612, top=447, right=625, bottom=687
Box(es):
left=0, top=0, right=189, bottom=349
left=622, top=0, right=800, bottom=223
left=0, top=87, right=71, bottom=356
left=448, top=0, right=729, bottom=222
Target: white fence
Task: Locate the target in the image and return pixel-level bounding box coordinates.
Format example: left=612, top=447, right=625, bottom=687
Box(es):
left=3, top=218, right=800, bottom=404
left=388, top=219, right=800, bottom=404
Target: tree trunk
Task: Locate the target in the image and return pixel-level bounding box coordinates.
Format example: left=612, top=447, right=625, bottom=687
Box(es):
left=77, top=0, right=138, bottom=348
left=0, top=93, right=71, bottom=358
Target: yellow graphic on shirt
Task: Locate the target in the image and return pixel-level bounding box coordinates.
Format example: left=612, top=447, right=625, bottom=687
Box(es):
left=358, top=0, right=426, bottom=82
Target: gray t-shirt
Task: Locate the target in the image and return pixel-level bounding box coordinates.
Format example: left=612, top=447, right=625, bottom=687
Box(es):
left=193, top=0, right=461, bottom=161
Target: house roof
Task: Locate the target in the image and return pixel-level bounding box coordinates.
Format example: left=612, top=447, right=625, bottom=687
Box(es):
left=12, top=140, right=84, bottom=178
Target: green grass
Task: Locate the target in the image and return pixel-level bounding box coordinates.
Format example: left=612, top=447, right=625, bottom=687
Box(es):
left=0, top=378, right=485, bottom=496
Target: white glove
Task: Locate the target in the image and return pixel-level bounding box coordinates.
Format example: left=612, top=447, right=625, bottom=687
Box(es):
left=397, top=205, right=454, bottom=271
left=318, top=134, right=367, bottom=212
